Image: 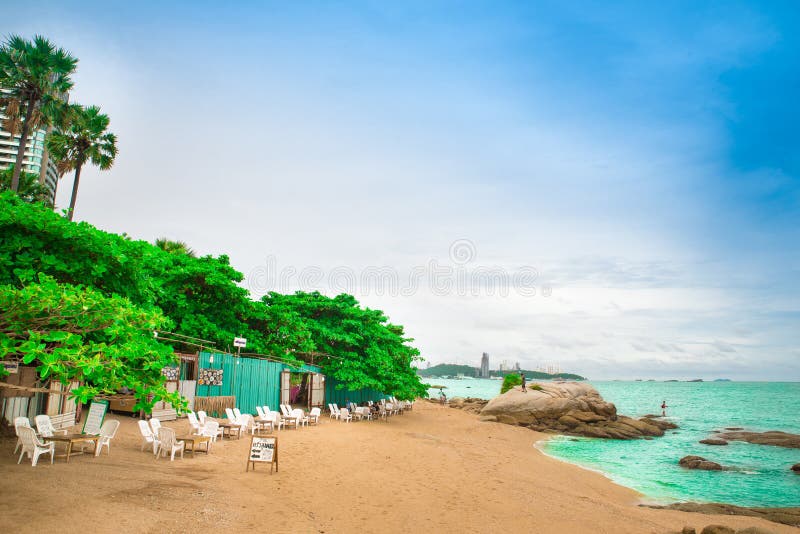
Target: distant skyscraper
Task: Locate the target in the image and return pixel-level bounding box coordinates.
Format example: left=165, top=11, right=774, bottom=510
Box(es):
left=480, top=352, right=490, bottom=378
left=514, top=361, right=520, bottom=371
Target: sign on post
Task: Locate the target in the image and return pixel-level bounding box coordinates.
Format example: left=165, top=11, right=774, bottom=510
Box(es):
left=233, top=337, right=247, bottom=348
left=82, top=399, right=109, bottom=435
left=246, top=436, right=278, bottom=473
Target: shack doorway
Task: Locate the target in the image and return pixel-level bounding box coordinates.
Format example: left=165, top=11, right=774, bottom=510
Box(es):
left=280, top=371, right=325, bottom=410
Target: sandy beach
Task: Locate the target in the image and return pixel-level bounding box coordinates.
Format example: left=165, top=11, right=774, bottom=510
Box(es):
left=0, top=402, right=792, bottom=534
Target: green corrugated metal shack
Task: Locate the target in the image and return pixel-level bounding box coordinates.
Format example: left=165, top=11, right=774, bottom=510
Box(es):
left=195, top=352, right=386, bottom=414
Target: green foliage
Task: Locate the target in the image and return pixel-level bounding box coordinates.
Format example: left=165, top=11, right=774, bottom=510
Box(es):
left=0, top=275, right=184, bottom=412
left=154, top=238, right=196, bottom=257
left=261, top=292, right=428, bottom=400
left=500, top=373, right=522, bottom=394
left=0, top=166, right=52, bottom=206
left=0, top=194, right=427, bottom=399
left=0, top=35, right=77, bottom=190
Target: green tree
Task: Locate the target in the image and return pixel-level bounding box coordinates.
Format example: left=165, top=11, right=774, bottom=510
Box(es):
left=0, top=35, right=77, bottom=192
left=155, top=238, right=196, bottom=257
left=46, top=104, right=117, bottom=221
left=261, top=292, right=428, bottom=400
left=500, top=373, right=521, bottom=394
left=0, top=275, right=184, bottom=412
left=0, top=165, right=51, bottom=205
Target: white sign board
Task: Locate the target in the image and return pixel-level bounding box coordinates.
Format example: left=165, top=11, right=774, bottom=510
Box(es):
left=234, top=337, right=247, bottom=348
left=247, top=436, right=278, bottom=473
left=82, top=400, right=109, bottom=435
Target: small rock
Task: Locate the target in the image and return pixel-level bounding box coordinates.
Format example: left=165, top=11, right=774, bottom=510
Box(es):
left=699, top=439, right=729, bottom=446
left=791, top=463, right=800, bottom=473
left=725, top=427, right=744, bottom=431
left=736, top=527, right=777, bottom=534
left=478, top=415, right=497, bottom=422
left=701, top=525, right=735, bottom=534
left=679, top=455, right=725, bottom=471
left=681, top=526, right=697, bottom=534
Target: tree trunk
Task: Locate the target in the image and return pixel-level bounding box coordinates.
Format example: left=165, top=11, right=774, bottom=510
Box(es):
left=67, top=164, right=82, bottom=221
left=11, top=97, right=37, bottom=192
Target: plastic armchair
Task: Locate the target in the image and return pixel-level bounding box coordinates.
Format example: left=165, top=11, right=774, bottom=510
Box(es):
left=35, top=414, right=67, bottom=438
left=14, top=416, right=33, bottom=454
left=138, top=420, right=159, bottom=454
left=339, top=408, right=352, bottom=423
left=17, top=426, right=54, bottom=466
left=156, top=427, right=184, bottom=461
left=308, top=407, right=321, bottom=425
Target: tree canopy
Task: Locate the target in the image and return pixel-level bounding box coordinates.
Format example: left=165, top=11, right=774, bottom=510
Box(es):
left=0, top=192, right=428, bottom=404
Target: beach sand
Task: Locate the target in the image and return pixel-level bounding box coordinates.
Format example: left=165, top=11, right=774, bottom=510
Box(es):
left=0, top=401, right=792, bottom=534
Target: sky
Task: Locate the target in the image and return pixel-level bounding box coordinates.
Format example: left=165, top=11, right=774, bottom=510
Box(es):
left=5, top=1, right=799, bottom=380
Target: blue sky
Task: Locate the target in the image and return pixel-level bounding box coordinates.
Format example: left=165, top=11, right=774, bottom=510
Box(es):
left=5, top=1, right=799, bottom=379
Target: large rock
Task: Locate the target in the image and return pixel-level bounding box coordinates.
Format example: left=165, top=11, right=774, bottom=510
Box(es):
left=699, top=438, right=729, bottom=446
left=716, top=430, right=800, bottom=449
left=791, top=463, right=800, bottom=473
left=478, top=382, right=674, bottom=439
left=679, top=455, right=726, bottom=471
left=643, top=502, right=800, bottom=528
left=700, top=526, right=735, bottom=534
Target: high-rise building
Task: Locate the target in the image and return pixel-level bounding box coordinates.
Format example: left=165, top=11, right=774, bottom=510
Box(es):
left=1, top=93, right=62, bottom=205
left=479, top=352, right=490, bottom=378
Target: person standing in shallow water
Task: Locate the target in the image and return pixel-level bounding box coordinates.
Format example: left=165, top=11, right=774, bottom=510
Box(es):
left=520, top=372, right=527, bottom=392
left=661, top=400, right=668, bottom=416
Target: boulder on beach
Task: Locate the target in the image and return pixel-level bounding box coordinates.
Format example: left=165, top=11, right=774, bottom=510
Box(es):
left=679, top=455, right=726, bottom=471
left=477, top=382, right=677, bottom=439
left=717, top=430, right=800, bottom=449
left=699, top=438, right=728, bottom=446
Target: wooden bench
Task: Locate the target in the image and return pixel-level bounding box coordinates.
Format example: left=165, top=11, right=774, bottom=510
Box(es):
left=50, top=411, right=77, bottom=430
left=151, top=408, right=177, bottom=421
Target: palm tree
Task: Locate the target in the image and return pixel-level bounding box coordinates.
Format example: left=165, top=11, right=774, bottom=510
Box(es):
left=46, top=104, right=117, bottom=221
left=0, top=35, right=77, bottom=192
left=0, top=165, right=52, bottom=205
left=155, top=238, right=197, bottom=257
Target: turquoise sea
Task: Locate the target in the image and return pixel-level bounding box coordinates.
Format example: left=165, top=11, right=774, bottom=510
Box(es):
left=426, top=379, right=800, bottom=507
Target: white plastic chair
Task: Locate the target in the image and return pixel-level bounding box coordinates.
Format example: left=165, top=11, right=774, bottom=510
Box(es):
left=35, top=414, right=66, bottom=438
left=308, top=407, right=321, bottom=425
left=156, top=427, right=184, bottom=461
left=225, top=408, right=236, bottom=422
left=14, top=416, right=33, bottom=454
left=339, top=408, right=352, bottom=423
left=197, top=410, right=207, bottom=426
left=149, top=418, right=162, bottom=440
left=201, top=421, right=222, bottom=449
left=94, top=419, right=120, bottom=456
left=17, top=426, right=54, bottom=466
left=255, top=406, right=266, bottom=419
left=233, top=408, right=244, bottom=422
left=187, top=412, right=204, bottom=435
left=328, top=404, right=341, bottom=420
left=138, top=420, right=159, bottom=454
left=291, top=409, right=309, bottom=428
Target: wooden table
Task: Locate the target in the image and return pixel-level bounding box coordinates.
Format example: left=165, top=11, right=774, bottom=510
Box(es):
left=176, top=435, right=211, bottom=456
left=217, top=422, right=241, bottom=439
left=44, top=434, right=99, bottom=462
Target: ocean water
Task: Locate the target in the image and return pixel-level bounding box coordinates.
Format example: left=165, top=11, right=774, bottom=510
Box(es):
left=425, top=379, right=800, bottom=507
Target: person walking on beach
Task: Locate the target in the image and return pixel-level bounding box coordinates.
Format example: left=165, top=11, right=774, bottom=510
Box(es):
left=520, top=372, right=527, bottom=393
left=439, top=390, right=447, bottom=405
left=661, top=400, right=668, bottom=416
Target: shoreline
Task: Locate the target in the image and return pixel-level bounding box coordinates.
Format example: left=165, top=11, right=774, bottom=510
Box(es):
left=1, top=401, right=796, bottom=533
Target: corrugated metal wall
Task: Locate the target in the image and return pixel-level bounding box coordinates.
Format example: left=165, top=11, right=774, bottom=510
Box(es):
left=196, top=352, right=387, bottom=412
left=324, top=377, right=387, bottom=406
left=197, top=352, right=283, bottom=415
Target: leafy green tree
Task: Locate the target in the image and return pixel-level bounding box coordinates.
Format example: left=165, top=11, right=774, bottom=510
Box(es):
left=0, top=165, right=51, bottom=205
left=155, top=238, right=196, bottom=257
left=0, top=275, right=184, bottom=412
left=46, top=104, right=117, bottom=221
left=261, top=292, right=428, bottom=400
left=500, top=373, right=521, bottom=394
left=0, top=35, right=77, bottom=192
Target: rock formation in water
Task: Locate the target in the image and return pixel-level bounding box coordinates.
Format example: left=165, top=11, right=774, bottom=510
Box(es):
left=699, top=438, right=728, bottom=446
left=679, top=455, right=726, bottom=471
left=714, top=430, right=800, bottom=449
left=474, top=382, right=677, bottom=439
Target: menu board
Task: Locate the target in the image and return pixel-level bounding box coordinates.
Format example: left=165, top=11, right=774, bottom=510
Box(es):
left=247, top=436, right=278, bottom=473
left=82, top=400, right=109, bottom=435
